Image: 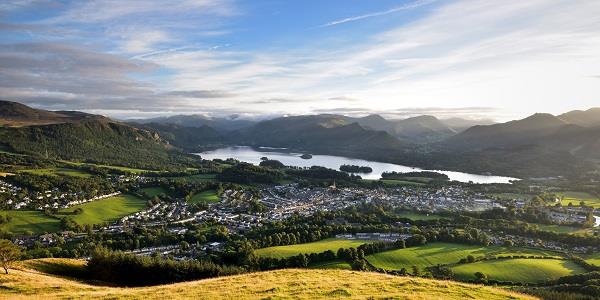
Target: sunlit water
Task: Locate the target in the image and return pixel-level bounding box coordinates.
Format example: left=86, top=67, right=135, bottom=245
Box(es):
left=196, top=146, right=519, bottom=184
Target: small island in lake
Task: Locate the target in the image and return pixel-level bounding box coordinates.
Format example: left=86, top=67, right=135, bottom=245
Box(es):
left=300, top=154, right=312, bottom=159
left=339, top=164, right=373, bottom=173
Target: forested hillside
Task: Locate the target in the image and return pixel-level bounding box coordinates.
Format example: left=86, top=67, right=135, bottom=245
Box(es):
left=0, top=120, right=199, bottom=169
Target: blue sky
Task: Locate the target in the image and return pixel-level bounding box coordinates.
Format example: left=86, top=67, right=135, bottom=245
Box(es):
left=1, top=0, right=600, bottom=120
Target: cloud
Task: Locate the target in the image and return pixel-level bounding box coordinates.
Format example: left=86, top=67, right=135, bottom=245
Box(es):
left=166, top=90, right=236, bottom=98
left=321, top=0, right=436, bottom=27
left=2, top=0, right=600, bottom=119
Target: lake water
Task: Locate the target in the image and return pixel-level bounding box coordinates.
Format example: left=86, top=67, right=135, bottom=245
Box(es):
left=196, top=146, right=519, bottom=184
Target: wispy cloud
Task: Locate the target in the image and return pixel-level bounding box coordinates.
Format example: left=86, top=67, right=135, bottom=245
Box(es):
left=321, top=0, right=436, bottom=27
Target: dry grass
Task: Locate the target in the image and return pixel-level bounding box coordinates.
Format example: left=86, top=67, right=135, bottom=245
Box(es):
left=0, top=258, right=538, bottom=299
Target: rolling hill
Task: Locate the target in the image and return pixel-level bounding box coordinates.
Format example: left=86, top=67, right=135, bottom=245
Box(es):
left=0, top=101, right=200, bottom=169
left=131, top=114, right=256, bottom=132
left=1, top=258, right=537, bottom=299
left=0, top=100, right=108, bottom=126
left=443, top=113, right=569, bottom=151
left=234, top=115, right=406, bottom=155
left=138, top=123, right=225, bottom=151
left=558, top=107, right=600, bottom=127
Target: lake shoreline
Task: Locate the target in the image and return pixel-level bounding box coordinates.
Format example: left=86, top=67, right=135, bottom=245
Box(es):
left=196, top=146, right=519, bottom=184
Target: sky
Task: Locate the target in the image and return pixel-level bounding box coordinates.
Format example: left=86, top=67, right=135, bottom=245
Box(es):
left=1, top=0, right=599, bottom=121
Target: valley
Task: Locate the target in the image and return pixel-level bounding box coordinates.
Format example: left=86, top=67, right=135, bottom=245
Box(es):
left=1, top=100, right=600, bottom=300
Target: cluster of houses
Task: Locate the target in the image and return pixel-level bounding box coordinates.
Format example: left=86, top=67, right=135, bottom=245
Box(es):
left=121, top=201, right=197, bottom=225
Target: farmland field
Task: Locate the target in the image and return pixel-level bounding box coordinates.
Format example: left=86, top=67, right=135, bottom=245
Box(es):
left=255, top=238, right=371, bottom=259
left=58, top=194, right=146, bottom=225
left=451, top=258, right=585, bottom=283
left=179, top=173, right=217, bottom=182
left=309, top=260, right=351, bottom=270
left=366, top=242, right=561, bottom=270
left=558, top=191, right=600, bottom=208
left=585, top=252, right=600, bottom=266
left=19, top=167, right=92, bottom=178
left=189, top=190, right=219, bottom=204
left=60, top=160, right=157, bottom=174
left=0, top=210, right=61, bottom=234
left=140, top=186, right=169, bottom=197
left=534, top=223, right=585, bottom=234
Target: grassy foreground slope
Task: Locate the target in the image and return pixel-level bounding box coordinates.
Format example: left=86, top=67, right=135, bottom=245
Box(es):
left=1, top=259, right=536, bottom=300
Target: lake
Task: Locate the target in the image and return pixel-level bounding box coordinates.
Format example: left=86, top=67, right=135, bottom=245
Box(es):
left=197, top=146, right=519, bottom=184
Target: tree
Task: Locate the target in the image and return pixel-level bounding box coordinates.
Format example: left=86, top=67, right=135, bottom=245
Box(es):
left=474, top=271, right=487, bottom=283
left=0, top=239, right=21, bottom=274
left=503, top=240, right=514, bottom=247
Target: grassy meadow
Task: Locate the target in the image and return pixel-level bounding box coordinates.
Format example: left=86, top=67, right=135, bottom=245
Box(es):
left=0, top=210, right=61, bottom=235
left=366, top=242, right=561, bottom=270
left=140, top=187, right=169, bottom=197
left=0, top=258, right=536, bottom=300
left=58, top=194, right=146, bottom=225
left=585, top=252, right=600, bottom=266
left=189, top=190, right=219, bottom=204
left=18, top=167, right=92, bottom=178
left=558, top=191, right=600, bottom=208
left=255, top=238, right=371, bottom=259
left=451, top=258, right=585, bottom=283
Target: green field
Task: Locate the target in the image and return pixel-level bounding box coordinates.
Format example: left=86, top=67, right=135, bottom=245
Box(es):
left=255, top=238, right=371, bottom=259
left=451, top=258, right=585, bottom=283
left=60, top=161, right=157, bottom=174
left=534, top=223, right=585, bottom=234
left=58, top=194, right=146, bottom=226
left=396, top=211, right=444, bottom=221
left=558, top=191, right=600, bottom=208
left=140, top=186, right=169, bottom=197
left=189, top=190, right=219, bottom=204
left=19, top=167, right=92, bottom=178
left=585, top=252, right=600, bottom=266
left=0, top=210, right=60, bottom=235
left=366, top=242, right=561, bottom=271
left=309, top=260, right=351, bottom=270
left=176, top=173, right=218, bottom=182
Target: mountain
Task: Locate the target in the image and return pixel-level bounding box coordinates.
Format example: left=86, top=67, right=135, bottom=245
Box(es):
left=8, top=258, right=535, bottom=300
left=131, top=114, right=256, bottom=132
left=234, top=115, right=405, bottom=155
left=138, top=123, right=224, bottom=152
left=444, top=113, right=568, bottom=151
left=558, top=107, right=600, bottom=127
left=0, top=101, right=199, bottom=169
left=391, top=115, right=456, bottom=142
left=440, top=117, right=496, bottom=132
left=437, top=112, right=600, bottom=176
left=354, top=115, right=455, bottom=143
left=0, top=100, right=108, bottom=126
